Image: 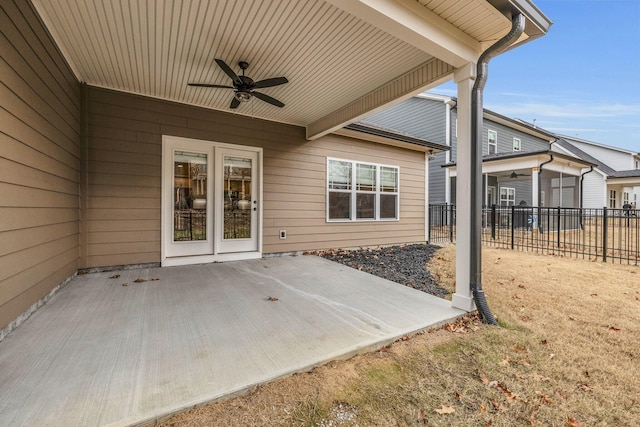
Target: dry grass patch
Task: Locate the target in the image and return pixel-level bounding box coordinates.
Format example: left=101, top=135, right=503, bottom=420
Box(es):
left=160, top=246, right=639, bottom=427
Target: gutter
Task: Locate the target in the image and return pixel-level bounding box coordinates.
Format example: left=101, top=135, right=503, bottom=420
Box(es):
left=470, top=13, right=526, bottom=325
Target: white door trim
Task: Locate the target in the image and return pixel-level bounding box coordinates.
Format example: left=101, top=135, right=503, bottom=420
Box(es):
left=161, top=135, right=263, bottom=267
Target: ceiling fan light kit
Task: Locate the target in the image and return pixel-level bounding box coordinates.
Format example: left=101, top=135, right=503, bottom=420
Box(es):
left=188, top=59, right=288, bottom=109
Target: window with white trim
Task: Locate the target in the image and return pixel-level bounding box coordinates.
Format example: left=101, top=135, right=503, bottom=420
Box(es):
left=327, top=158, right=399, bottom=221
left=488, top=130, right=497, bottom=155
left=500, top=187, right=516, bottom=206
left=513, top=137, right=521, bottom=152
left=623, top=191, right=630, bottom=205
left=609, top=190, right=616, bottom=208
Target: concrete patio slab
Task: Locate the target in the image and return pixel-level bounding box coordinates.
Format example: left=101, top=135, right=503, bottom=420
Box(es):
left=0, top=255, right=465, bottom=426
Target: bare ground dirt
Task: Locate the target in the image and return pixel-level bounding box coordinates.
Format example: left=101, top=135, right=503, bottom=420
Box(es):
left=159, top=245, right=639, bottom=427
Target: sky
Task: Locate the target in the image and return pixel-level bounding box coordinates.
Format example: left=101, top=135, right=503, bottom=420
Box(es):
left=432, top=0, right=640, bottom=152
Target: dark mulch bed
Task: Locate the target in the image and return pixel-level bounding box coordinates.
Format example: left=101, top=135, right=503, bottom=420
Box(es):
left=315, top=243, right=448, bottom=298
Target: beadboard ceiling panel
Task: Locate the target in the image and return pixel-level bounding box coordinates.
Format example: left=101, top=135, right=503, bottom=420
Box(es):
left=31, top=0, right=541, bottom=135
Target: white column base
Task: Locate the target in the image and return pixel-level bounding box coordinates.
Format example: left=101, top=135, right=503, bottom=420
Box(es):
left=451, top=293, right=477, bottom=312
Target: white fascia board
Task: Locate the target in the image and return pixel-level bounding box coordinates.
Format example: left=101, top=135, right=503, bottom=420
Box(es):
left=324, top=0, right=481, bottom=68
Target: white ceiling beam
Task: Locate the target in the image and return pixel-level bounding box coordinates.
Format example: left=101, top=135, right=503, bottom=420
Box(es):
left=324, top=0, right=482, bottom=68
left=306, top=58, right=454, bottom=140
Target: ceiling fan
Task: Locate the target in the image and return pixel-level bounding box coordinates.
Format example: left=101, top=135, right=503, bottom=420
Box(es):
left=188, top=59, right=288, bottom=109
left=502, top=171, right=531, bottom=179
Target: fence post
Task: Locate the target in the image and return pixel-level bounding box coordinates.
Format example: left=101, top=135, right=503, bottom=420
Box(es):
left=557, top=206, right=561, bottom=248
left=491, top=204, right=496, bottom=240
left=449, top=204, right=454, bottom=243
left=602, top=207, right=608, bottom=262
left=427, top=205, right=431, bottom=243
left=511, top=205, right=515, bottom=249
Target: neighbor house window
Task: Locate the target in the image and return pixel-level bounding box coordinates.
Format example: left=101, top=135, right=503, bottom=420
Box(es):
left=513, top=138, right=521, bottom=152
left=488, top=130, right=497, bottom=155
left=609, top=190, right=616, bottom=208
left=623, top=192, right=629, bottom=205
left=327, top=158, right=399, bottom=221
left=500, top=187, right=515, bottom=206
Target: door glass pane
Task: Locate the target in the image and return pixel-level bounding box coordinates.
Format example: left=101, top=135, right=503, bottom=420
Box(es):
left=224, top=156, right=252, bottom=239
left=174, top=151, right=207, bottom=241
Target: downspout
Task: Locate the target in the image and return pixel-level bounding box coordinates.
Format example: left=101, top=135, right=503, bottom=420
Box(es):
left=470, top=13, right=525, bottom=325
left=538, top=152, right=554, bottom=232
left=579, top=166, right=594, bottom=209
left=579, top=166, right=594, bottom=229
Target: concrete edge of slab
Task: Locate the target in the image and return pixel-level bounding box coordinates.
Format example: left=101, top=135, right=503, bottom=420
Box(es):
left=127, top=312, right=467, bottom=427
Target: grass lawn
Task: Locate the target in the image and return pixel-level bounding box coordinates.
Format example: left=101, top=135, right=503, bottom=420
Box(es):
left=160, top=245, right=639, bottom=426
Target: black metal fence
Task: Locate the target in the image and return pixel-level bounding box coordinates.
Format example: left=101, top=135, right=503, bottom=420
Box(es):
left=428, top=204, right=639, bottom=265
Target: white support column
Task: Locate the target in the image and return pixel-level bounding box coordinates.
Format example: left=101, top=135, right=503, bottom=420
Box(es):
left=531, top=166, right=539, bottom=228
left=425, top=152, right=430, bottom=242
left=451, top=64, right=476, bottom=312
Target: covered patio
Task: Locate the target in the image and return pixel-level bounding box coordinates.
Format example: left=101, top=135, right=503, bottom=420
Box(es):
left=0, top=255, right=464, bottom=426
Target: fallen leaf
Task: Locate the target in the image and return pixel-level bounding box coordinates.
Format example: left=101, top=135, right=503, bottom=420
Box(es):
left=533, top=373, right=551, bottom=382
left=480, top=372, right=489, bottom=385
left=434, top=405, right=455, bottom=414
left=567, top=417, right=582, bottom=427
left=134, top=278, right=146, bottom=283
left=541, top=339, right=548, bottom=345
left=454, top=391, right=461, bottom=401
left=516, top=373, right=527, bottom=381
left=267, top=296, right=279, bottom=301
left=501, top=357, right=511, bottom=365
left=536, top=391, right=552, bottom=404
left=490, top=382, right=517, bottom=403
left=590, top=293, right=598, bottom=297
left=109, top=274, right=120, bottom=279
left=491, top=400, right=505, bottom=412
left=151, top=278, right=160, bottom=281
left=122, top=283, right=129, bottom=287
left=417, top=408, right=426, bottom=424
left=609, top=326, right=621, bottom=331
left=512, top=345, right=527, bottom=353
left=579, top=383, right=592, bottom=392
left=479, top=405, right=487, bottom=413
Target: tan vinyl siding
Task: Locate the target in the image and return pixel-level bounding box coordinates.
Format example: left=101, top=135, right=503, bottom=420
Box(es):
left=0, top=0, right=81, bottom=329
left=84, top=86, right=426, bottom=267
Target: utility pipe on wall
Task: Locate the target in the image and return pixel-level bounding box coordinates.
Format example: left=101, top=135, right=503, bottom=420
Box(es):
left=470, top=13, right=525, bottom=325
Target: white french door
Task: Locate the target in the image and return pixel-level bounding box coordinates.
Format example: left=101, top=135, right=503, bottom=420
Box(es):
left=216, top=148, right=259, bottom=253
left=162, top=136, right=261, bottom=266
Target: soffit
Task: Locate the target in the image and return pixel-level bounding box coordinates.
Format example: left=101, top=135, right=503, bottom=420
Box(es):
left=31, top=0, right=535, bottom=135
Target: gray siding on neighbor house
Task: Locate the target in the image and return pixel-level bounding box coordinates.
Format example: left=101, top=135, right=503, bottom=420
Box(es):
left=450, top=110, right=549, bottom=161
left=365, top=97, right=447, bottom=144
left=365, top=97, right=448, bottom=203
left=429, top=154, right=447, bottom=204
left=86, top=87, right=427, bottom=268
left=0, top=1, right=81, bottom=330
left=499, top=180, right=533, bottom=205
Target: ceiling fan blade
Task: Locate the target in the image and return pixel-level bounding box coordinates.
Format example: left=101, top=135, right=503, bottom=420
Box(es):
left=188, top=83, right=234, bottom=88
left=253, top=77, right=289, bottom=89
left=230, top=96, right=241, bottom=109
left=252, top=91, right=284, bottom=108
left=215, top=58, right=241, bottom=85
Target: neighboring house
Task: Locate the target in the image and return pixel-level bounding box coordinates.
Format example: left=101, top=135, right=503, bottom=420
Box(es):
left=0, top=0, right=551, bottom=334
left=365, top=94, right=596, bottom=209
left=554, top=137, right=640, bottom=209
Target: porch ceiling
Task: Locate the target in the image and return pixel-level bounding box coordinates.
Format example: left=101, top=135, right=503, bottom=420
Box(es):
left=32, top=0, right=549, bottom=139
